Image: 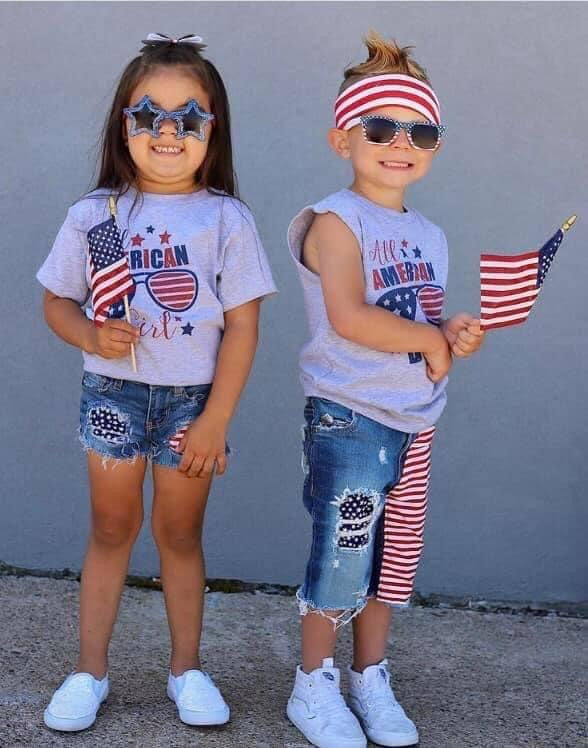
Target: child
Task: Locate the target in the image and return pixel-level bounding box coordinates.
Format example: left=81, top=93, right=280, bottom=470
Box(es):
left=37, top=33, right=276, bottom=732
left=287, top=32, right=484, bottom=748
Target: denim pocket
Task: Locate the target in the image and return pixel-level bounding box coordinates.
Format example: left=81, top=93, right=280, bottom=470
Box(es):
left=310, top=397, right=358, bottom=433
left=81, top=372, right=117, bottom=394
left=178, top=384, right=211, bottom=404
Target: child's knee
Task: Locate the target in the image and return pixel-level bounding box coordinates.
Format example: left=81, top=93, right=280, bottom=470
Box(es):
left=91, top=509, right=143, bottom=548
left=151, top=516, right=202, bottom=553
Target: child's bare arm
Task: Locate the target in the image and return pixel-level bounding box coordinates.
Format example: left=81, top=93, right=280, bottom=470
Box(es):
left=177, top=298, right=261, bottom=478
left=304, top=213, right=451, bottom=380
left=42, top=289, right=138, bottom=358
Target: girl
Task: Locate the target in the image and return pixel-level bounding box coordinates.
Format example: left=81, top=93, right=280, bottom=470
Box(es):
left=37, top=33, right=276, bottom=732
left=286, top=32, right=483, bottom=748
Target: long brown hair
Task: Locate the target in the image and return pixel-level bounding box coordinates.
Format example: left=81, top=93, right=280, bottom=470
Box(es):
left=93, top=39, right=237, bottom=199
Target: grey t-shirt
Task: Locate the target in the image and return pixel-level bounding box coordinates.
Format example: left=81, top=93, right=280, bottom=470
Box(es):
left=37, top=188, right=277, bottom=385
left=288, top=188, right=449, bottom=433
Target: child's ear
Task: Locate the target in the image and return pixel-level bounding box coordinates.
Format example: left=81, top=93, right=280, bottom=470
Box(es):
left=328, top=128, right=351, bottom=159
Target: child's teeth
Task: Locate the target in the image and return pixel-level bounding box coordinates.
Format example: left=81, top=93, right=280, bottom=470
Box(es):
left=154, top=146, right=182, bottom=153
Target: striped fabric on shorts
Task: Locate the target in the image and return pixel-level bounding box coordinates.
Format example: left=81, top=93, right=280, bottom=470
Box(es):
left=377, top=427, right=435, bottom=605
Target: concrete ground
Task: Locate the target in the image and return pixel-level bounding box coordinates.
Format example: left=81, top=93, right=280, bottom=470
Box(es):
left=0, top=576, right=586, bottom=748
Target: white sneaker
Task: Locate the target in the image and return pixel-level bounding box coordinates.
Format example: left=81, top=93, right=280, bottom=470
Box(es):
left=287, top=657, right=367, bottom=748
left=348, top=659, right=418, bottom=747
left=167, top=669, right=230, bottom=725
left=43, top=672, right=109, bottom=732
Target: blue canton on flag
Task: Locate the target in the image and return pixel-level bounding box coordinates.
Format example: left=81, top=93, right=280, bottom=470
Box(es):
left=537, top=229, right=563, bottom=286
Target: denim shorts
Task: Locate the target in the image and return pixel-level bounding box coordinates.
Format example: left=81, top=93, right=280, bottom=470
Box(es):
left=79, top=372, right=212, bottom=468
left=298, top=397, right=415, bottom=625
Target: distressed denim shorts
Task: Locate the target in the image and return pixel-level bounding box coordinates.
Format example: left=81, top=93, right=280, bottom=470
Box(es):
left=299, top=397, right=414, bottom=626
left=79, top=372, right=212, bottom=468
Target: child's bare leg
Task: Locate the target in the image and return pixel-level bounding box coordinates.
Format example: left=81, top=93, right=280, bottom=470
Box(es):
left=151, top=465, right=212, bottom=676
left=77, top=451, right=147, bottom=677
left=301, top=609, right=339, bottom=672
left=352, top=597, right=392, bottom=672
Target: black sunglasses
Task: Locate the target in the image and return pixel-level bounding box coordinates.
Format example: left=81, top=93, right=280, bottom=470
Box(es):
left=360, top=115, right=446, bottom=151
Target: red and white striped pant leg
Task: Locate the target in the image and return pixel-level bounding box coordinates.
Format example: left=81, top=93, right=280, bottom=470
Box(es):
left=376, top=427, right=436, bottom=606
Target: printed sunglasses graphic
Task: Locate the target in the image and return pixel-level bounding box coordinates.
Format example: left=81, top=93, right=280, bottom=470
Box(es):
left=108, top=268, right=199, bottom=317
left=377, top=283, right=444, bottom=364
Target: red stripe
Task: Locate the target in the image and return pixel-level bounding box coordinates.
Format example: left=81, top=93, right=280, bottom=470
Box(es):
left=151, top=276, right=194, bottom=287
left=480, top=250, right=538, bottom=263
left=481, top=317, right=529, bottom=331
left=169, top=425, right=189, bottom=452
left=480, top=308, right=533, bottom=321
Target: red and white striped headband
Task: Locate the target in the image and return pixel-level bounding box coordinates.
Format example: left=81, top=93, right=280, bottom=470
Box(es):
left=335, top=73, right=441, bottom=130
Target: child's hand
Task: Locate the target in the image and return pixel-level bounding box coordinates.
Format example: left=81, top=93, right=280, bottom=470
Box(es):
left=441, top=313, right=485, bottom=358
left=88, top=319, right=139, bottom=359
left=177, top=413, right=228, bottom=479
left=424, top=334, right=453, bottom=383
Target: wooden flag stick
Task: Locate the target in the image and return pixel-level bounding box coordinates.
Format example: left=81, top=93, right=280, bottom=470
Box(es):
left=109, top=197, right=137, bottom=373
left=124, top=295, right=138, bottom=373
left=561, top=215, right=577, bottom=232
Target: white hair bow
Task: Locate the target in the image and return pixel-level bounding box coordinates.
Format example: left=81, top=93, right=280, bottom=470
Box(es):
left=142, top=33, right=205, bottom=46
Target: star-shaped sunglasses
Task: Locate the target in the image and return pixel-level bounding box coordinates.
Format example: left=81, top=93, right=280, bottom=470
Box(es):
left=360, top=115, right=446, bottom=151
left=123, top=95, right=215, bottom=140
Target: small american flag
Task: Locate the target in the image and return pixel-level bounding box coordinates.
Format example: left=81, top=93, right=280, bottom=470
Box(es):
left=88, top=216, right=135, bottom=326
left=480, top=216, right=576, bottom=331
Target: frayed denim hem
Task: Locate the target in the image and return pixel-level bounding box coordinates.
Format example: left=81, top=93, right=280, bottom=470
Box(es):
left=296, top=587, right=369, bottom=630
left=78, top=432, right=146, bottom=469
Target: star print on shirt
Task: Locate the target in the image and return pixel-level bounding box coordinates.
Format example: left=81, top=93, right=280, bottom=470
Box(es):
left=131, top=233, right=144, bottom=246
left=181, top=322, right=194, bottom=335
left=146, top=225, right=155, bottom=234
left=413, top=246, right=422, bottom=258
left=159, top=230, right=171, bottom=244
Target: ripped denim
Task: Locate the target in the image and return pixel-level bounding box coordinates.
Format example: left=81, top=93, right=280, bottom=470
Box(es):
left=298, top=397, right=414, bottom=628
left=78, top=372, right=212, bottom=467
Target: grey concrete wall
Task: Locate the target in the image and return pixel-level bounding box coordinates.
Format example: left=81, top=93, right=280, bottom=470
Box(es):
left=1, top=2, right=587, bottom=603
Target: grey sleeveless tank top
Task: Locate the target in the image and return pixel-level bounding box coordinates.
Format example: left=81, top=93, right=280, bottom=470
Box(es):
left=287, top=189, right=449, bottom=432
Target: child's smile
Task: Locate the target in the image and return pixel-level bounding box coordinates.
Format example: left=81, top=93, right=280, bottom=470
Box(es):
left=378, top=159, right=413, bottom=170
left=151, top=144, right=184, bottom=155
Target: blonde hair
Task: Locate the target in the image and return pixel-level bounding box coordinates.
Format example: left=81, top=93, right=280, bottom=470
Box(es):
left=339, top=31, right=431, bottom=94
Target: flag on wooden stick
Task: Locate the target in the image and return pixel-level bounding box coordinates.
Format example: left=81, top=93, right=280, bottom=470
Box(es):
left=480, top=215, right=577, bottom=331
left=87, top=197, right=137, bottom=371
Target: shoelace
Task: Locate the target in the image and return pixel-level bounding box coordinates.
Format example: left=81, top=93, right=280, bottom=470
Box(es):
left=363, top=678, right=403, bottom=713
left=311, top=679, right=355, bottom=722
